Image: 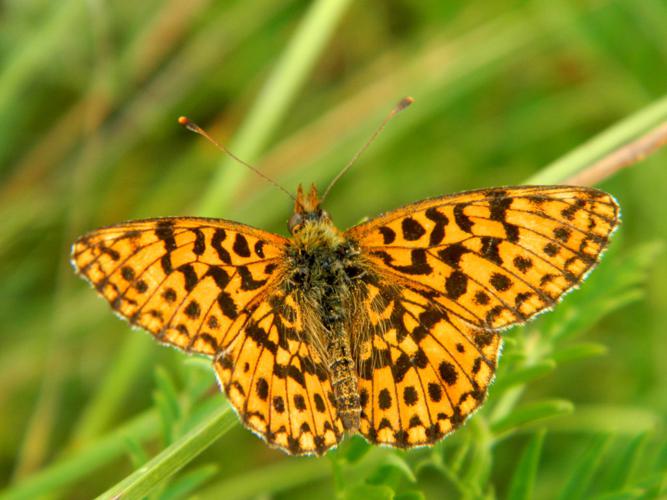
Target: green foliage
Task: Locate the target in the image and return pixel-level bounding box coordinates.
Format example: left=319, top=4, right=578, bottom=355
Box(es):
left=506, top=429, right=545, bottom=500
left=1, top=0, right=666, bottom=499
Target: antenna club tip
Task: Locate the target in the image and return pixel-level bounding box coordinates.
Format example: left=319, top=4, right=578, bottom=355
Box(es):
left=178, top=116, right=190, bottom=126
left=397, top=96, right=415, bottom=111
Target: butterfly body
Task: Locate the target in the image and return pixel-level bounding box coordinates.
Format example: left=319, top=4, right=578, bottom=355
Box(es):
left=72, top=184, right=619, bottom=455
left=284, top=185, right=374, bottom=431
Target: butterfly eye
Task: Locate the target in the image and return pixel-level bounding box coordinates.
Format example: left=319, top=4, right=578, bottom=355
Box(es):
left=288, top=213, right=304, bottom=233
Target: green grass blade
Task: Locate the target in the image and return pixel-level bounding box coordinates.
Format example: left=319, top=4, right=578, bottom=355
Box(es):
left=2, top=409, right=159, bottom=500
left=97, top=403, right=234, bottom=500
left=507, top=429, right=546, bottom=500
left=491, top=400, right=574, bottom=436
left=525, top=94, right=667, bottom=184
left=195, top=0, right=354, bottom=216
left=198, top=458, right=332, bottom=499
left=492, top=360, right=557, bottom=394
left=557, top=435, right=612, bottom=500
left=601, top=434, right=649, bottom=493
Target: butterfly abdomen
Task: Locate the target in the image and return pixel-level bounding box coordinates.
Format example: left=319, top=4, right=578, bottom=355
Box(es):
left=327, top=331, right=361, bottom=431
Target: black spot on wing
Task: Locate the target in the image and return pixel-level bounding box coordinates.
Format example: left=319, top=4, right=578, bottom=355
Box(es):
left=184, top=300, right=201, bottom=318
left=425, top=207, right=449, bottom=246
left=378, top=226, right=396, bottom=244
left=233, top=234, right=251, bottom=257
left=437, top=244, right=469, bottom=268
left=211, top=229, right=232, bottom=264
left=454, top=204, right=473, bottom=232
left=254, top=240, right=265, bottom=258
left=480, top=237, right=503, bottom=265
left=177, top=264, right=198, bottom=292
left=402, top=217, right=426, bottom=241
left=371, top=249, right=433, bottom=275
left=489, top=273, right=512, bottom=292
left=238, top=266, right=268, bottom=291
left=217, top=291, right=237, bottom=319
left=192, top=228, right=206, bottom=256
left=120, top=266, right=135, bottom=281
left=445, top=270, right=468, bottom=299
left=378, top=388, right=392, bottom=410
left=156, top=221, right=177, bottom=251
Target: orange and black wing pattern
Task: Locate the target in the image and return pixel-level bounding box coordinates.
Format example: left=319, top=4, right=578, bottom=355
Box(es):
left=213, top=288, right=344, bottom=455
left=346, top=186, right=619, bottom=446
left=71, top=217, right=286, bottom=356
left=71, top=216, right=345, bottom=455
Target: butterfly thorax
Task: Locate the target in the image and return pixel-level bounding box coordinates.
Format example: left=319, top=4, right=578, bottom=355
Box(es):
left=284, top=185, right=367, bottom=431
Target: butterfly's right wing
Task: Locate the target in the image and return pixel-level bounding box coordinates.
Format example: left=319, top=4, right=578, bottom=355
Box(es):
left=345, top=186, right=619, bottom=448
left=71, top=217, right=287, bottom=355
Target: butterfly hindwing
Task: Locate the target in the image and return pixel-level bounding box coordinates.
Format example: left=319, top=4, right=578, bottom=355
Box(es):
left=213, top=289, right=344, bottom=455
left=71, top=217, right=287, bottom=355
left=356, top=280, right=500, bottom=446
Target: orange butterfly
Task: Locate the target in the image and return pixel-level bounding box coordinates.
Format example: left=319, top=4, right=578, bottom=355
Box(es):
left=71, top=102, right=619, bottom=456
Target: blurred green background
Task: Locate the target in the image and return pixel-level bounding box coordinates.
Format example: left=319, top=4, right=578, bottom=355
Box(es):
left=1, top=0, right=666, bottom=498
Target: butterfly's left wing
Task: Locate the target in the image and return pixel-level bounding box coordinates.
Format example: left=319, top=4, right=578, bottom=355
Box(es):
left=346, top=186, right=619, bottom=447
left=72, top=217, right=344, bottom=455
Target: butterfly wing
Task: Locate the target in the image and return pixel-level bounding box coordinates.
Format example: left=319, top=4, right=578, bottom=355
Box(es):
left=346, top=186, right=619, bottom=446
left=71, top=217, right=286, bottom=355
left=355, top=279, right=500, bottom=447
left=213, top=288, right=343, bottom=455
left=72, top=216, right=344, bottom=454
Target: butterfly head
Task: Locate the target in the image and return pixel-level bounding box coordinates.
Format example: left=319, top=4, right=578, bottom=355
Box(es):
left=288, top=184, right=332, bottom=234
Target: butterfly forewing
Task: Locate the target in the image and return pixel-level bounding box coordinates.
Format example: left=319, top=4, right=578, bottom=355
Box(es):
left=347, top=186, right=619, bottom=330
left=71, top=217, right=287, bottom=355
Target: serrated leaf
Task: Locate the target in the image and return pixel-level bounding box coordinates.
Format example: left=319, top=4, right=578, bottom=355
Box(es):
left=491, top=400, right=574, bottom=435
left=507, top=429, right=546, bottom=500
left=557, top=434, right=612, bottom=500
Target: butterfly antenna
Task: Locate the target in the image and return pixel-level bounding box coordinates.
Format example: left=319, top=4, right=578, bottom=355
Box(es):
left=178, top=116, right=296, bottom=202
left=320, top=96, right=414, bottom=203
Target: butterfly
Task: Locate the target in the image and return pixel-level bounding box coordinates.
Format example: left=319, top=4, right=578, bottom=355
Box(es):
left=71, top=180, right=619, bottom=455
